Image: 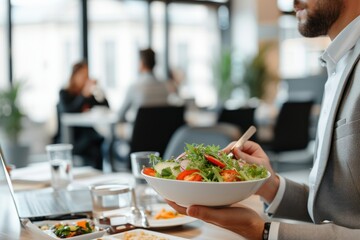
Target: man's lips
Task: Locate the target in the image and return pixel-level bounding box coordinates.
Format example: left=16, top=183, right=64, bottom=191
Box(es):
left=294, top=2, right=307, bottom=19
left=295, top=8, right=307, bottom=19
left=293, top=0, right=306, bottom=13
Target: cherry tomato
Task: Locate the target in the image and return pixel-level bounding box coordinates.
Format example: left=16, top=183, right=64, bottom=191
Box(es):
left=204, top=154, right=226, bottom=168
left=176, top=169, right=202, bottom=181
left=220, top=169, right=240, bottom=182
left=143, top=167, right=156, bottom=177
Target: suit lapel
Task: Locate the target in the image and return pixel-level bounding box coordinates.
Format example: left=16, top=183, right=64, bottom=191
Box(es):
left=314, top=40, right=360, bottom=195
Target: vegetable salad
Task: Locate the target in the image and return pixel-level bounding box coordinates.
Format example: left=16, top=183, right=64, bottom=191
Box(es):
left=39, top=220, right=95, bottom=238
left=143, top=144, right=268, bottom=182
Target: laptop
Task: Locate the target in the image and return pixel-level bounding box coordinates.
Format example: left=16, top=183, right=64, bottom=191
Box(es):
left=0, top=147, right=93, bottom=222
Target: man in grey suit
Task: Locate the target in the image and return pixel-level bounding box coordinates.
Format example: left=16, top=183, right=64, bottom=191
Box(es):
left=167, top=0, right=360, bottom=239
left=118, top=48, right=171, bottom=123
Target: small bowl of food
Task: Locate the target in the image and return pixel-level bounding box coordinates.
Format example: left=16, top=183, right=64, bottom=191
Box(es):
left=31, top=219, right=106, bottom=239
left=141, top=144, right=270, bottom=207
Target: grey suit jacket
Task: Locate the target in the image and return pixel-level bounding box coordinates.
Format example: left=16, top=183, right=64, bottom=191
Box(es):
left=273, top=38, right=360, bottom=239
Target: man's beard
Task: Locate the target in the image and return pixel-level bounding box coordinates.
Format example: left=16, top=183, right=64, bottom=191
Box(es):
left=297, top=0, right=343, bottom=37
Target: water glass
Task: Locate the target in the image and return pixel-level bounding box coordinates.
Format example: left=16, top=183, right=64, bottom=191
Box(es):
left=46, top=144, right=73, bottom=190
left=130, top=151, right=160, bottom=214
left=90, top=183, right=132, bottom=219
left=130, top=151, right=159, bottom=183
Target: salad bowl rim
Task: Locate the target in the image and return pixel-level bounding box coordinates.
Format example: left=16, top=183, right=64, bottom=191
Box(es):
left=141, top=169, right=271, bottom=184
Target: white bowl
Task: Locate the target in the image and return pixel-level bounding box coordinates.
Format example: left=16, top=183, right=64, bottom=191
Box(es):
left=141, top=170, right=270, bottom=207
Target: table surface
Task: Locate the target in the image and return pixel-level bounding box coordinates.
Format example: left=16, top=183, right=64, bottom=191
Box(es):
left=2, top=163, right=271, bottom=240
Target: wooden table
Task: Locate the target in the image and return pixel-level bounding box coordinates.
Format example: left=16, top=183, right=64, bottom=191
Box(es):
left=2, top=163, right=271, bottom=240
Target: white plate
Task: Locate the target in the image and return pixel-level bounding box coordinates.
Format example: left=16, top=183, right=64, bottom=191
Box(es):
left=148, top=203, right=197, bottom=228
left=100, top=229, right=188, bottom=240
left=27, top=218, right=106, bottom=240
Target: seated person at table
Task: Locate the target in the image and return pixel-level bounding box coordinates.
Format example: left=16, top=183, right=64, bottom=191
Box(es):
left=118, top=48, right=172, bottom=123
left=167, top=0, right=360, bottom=239
left=58, top=61, right=109, bottom=170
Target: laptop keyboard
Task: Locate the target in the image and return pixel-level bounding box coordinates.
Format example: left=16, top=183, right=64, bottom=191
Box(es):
left=14, top=189, right=92, bottom=218
left=16, top=191, right=67, bottom=217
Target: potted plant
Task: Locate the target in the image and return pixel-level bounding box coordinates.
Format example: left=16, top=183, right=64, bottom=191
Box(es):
left=0, top=82, right=29, bottom=167
left=242, top=44, right=271, bottom=100
left=214, top=49, right=234, bottom=104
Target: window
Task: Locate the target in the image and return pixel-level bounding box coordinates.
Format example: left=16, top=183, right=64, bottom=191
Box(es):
left=151, top=1, right=166, bottom=80
left=88, top=0, right=148, bottom=111
left=167, top=3, right=221, bottom=107
left=0, top=0, right=8, bottom=89
left=12, top=0, right=81, bottom=122
left=278, top=15, right=330, bottom=78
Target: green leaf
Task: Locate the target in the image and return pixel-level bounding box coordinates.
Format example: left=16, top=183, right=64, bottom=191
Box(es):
left=0, top=82, right=25, bottom=143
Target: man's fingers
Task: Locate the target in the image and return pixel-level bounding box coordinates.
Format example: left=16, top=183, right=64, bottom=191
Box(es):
left=165, top=200, right=188, bottom=215
left=221, top=141, right=236, bottom=153
left=234, top=148, right=258, bottom=164
left=187, top=206, right=239, bottom=227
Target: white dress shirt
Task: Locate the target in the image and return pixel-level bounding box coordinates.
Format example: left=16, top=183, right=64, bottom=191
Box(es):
left=118, top=72, right=171, bottom=122
left=265, top=15, right=360, bottom=240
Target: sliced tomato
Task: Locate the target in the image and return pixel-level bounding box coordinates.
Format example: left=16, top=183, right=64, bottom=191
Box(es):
left=220, top=169, right=240, bottom=182
left=176, top=169, right=202, bottom=181
left=204, top=154, right=226, bottom=168
left=143, top=167, right=156, bottom=177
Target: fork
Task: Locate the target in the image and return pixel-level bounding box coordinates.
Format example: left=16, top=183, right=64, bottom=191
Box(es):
left=130, top=188, right=150, bottom=228
left=227, top=125, right=257, bottom=158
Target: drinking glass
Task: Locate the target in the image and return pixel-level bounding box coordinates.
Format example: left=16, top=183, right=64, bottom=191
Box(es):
left=130, top=151, right=159, bottom=183
left=130, top=151, right=160, bottom=214
left=89, top=183, right=132, bottom=219
left=46, top=144, right=73, bottom=190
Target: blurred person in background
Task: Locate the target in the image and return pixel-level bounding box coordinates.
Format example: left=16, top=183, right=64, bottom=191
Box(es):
left=57, top=61, right=109, bottom=170
left=117, top=48, right=172, bottom=123
left=167, top=0, right=360, bottom=239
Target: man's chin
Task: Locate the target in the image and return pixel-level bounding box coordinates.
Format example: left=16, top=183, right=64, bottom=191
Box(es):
left=298, top=23, right=325, bottom=38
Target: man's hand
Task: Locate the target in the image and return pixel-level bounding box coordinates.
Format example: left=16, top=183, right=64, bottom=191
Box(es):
left=223, top=141, right=279, bottom=203
left=166, top=200, right=265, bottom=240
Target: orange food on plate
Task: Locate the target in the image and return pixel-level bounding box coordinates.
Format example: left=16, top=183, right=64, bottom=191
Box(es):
left=154, top=208, right=181, bottom=220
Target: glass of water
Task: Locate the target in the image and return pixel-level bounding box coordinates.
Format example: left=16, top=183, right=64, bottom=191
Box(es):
left=130, top=151, right=160, bottom=214
left=89, top=183, right=132, bottom=219
left=46, top=144, right=73, bottom=190
left=130, top=151, right=159, bottom=184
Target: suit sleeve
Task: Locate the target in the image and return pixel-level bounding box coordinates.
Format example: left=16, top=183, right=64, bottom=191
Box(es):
left=273, top=178, right=312, bottom=222
left=274, top=179, right=360, bottom=239
left=278, top=222, right=360, bottom=240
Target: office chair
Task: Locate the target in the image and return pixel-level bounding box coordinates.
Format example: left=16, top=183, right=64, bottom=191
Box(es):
left=163, top=123, right=241, bottom=160
left=217, top=107, right=257, bottom=140
left=129, top=105, right=186, bottom=161
left=259, top=100, right=314, bottom=164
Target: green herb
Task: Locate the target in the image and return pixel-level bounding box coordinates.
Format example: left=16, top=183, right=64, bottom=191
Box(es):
left=150, top=144, right=268, bottom=182
left=160, top=167, right=176, bottom=179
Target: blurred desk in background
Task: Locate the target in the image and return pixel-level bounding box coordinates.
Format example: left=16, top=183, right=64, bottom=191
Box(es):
left=60, top=108, right=120, bottom=172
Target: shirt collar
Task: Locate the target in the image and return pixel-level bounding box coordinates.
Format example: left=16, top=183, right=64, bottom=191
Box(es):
left=320, top=15, right=360, bottom=69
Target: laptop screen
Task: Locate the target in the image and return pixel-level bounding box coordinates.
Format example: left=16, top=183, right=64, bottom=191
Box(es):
left=0, top=148, right=22, bottom=236
left=0, top=146, right=92, bottom=222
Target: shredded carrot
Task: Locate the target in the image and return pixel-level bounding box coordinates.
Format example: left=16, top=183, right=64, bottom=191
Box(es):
left=76, top=220, right=88, bottom=229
